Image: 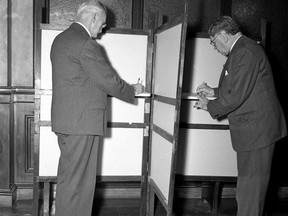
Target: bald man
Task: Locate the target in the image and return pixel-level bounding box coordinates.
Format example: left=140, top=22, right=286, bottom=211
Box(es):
left=50, top=1, right=144, bottom=215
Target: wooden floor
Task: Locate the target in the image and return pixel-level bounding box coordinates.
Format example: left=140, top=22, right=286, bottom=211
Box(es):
left=1, top=197, right=288, bottom=216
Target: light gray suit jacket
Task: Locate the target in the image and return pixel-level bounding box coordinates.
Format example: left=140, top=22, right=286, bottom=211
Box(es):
left=50, top=23, right=135, bottom=136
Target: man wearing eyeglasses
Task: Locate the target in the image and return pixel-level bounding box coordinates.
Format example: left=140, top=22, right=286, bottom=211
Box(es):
left=194, top=16, right=286, bottom=216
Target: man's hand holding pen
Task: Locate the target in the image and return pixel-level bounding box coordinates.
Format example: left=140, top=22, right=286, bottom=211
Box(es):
left=193, top=82, right=214, bottom=110
left=132, top=78, right=145, bottom=95
left=196, top=82, right=214, bottom=97
left=194, top=92, right=209, bottom=110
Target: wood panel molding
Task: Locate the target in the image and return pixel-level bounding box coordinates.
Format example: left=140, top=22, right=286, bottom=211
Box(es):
left=132, top=0, right=144, bottom=29
left=25, top=115, right=34, bottom=173
left=219, top=0, right=232, bottom=16
left=13, top=98, right=34, bottom=184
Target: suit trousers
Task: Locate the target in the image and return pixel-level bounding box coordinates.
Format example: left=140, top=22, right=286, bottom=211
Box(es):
left=55, top=133, right=99, bottom=216
left=236, top=143, right=275, bottom=216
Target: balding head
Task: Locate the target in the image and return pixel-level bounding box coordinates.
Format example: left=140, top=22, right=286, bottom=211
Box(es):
left=76, top=1, right=107, bottom=38
left=76, top=1, right=106, bottom=22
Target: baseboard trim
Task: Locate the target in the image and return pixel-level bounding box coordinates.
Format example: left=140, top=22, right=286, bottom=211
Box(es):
left=15, top=183, right=33, bottom=200
left=0, top=184, right=17, bottom=207
left=6, top=177, right=288, bottom=202
left=39, top=180, right=288, bottom=200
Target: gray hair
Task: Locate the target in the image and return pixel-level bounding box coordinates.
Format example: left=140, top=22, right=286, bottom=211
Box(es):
left=208, top=16, right=240, bottom=37
left=76, top=0, right=107, bottom=21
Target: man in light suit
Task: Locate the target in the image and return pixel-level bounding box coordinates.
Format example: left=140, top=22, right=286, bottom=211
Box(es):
left=194, top=16, right=287, bottom=216
left=50, top=1, right=144, bottom=216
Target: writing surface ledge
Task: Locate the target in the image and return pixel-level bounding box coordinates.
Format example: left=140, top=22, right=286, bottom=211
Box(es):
left=182, top=92, right=216, bottom=100
left=135, top=92, right=151, bottom=98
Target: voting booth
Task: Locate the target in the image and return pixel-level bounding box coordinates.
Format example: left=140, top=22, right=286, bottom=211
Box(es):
left=146, top=13, right=188, bottom=215
left=177, top=35, right=237, bottom=213
left=179, top=36, right=237, bottom=178
left=33, top=25, right=152, bottom=215
left=33, top=6, right=237, bottom=216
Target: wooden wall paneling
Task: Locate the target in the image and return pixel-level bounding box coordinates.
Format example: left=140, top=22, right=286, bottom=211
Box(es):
left=42, top=0, right=50, bottom=24
left=143, top=0, right=220, bottom=32
left=7, top=0, right=11, bottom=87
left=260, top=18, right=267, bottom=47
left=0, top=1, right=35, bottom=203
left=219, top=0, right=232, bottom=16
left=0, top=94, right=16, bottom=206
left=0, top=0, right=8, bottom=86
left=0, top=0, right=15, bottom=207
left=13, top=94, right=35, bottom=184
left=0, top=96, right=11, bottom=189
left=11, top=0, right=34, bottom=87
left=132, top=0, right=144, bottom=29
left=49, top=0, right=133, bottom=28
left=2, top=0, right=35, bottom=203
left=32, top=0, right=42, bottom=213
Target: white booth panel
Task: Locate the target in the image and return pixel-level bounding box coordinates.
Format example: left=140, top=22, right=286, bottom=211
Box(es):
left=177, top=129, right=237, bottom=177
left=183, top=38, right=227, bottom=93
left=106, top=97, right=145, bottom=123
left=40, top=94, right=52, bottom=121
left=39, top=127, right=143, bottom=176
left=97, top=33, right=148, bottom=86
left=153, top=24, right=182, bottom=98
left=40, top=29, right=59, bottom=89
left=180, top=100, right=229, bottom=125
left=40, top=94, right=145, bottom=123
left=40, top=30, right=148, bottom=90
left=39, top=127, right=59, bottom=176
left=152, top=100, right=175, bottom=135
left=150, top=131, right=173, bottom=202
left=99, top=128, right=143, bottom=176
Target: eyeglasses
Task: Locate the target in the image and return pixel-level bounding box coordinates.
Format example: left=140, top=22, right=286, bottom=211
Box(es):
left=210, top=33, right=221, bottom=46
left=101, top=23, right=107, bottom=29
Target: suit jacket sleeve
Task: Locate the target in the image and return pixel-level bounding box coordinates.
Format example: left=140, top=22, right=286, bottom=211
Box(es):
left=80, top=39, right=135, bottom=103
left=208, top=46, right=259, bottom=119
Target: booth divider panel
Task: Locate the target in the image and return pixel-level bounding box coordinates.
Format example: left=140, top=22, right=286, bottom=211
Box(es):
left=40, top=29, right=148, bottom=90
left=40, top=94, right=146, bottom=123
left=152, top=100, right=175, bottom=135
left=150, top=131, right=173, bottom=202
left=182, top=37, right=227, bottom=93
left=39, top=127, right=144, bottom=176
left=97, top=33, right=148, bottom=86
left=39, top=127, right=59, bottom=176
left=37, top=27, right=150, bottom=178
left=180, top=100, right=229, bottom=125
left=177, top=129, right=237, bottom=177
left=148, top=15, right=187, bottom=212
left=153, top=24, right=182, bottom=98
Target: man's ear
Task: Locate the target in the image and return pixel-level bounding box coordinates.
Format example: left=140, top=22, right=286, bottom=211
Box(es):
left=221, top=32, right=229, bottom=44
left=92, top=13, right=97, bottom=23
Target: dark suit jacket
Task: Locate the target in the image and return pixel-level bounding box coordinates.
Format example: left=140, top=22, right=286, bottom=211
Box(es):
left=50, top=23, right=135, bottom=135
left=207, top=35, right=287, bottom=152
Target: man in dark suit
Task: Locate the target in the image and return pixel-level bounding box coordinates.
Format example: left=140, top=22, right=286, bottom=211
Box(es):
left=194, top=16, right=287, bottom=215
left=50, top=1, right=144, bottom=215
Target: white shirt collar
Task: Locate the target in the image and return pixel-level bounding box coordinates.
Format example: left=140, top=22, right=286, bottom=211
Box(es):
left=75, top=21, right=91, bottom=37
left=230, top=34, right=242, bottom=51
